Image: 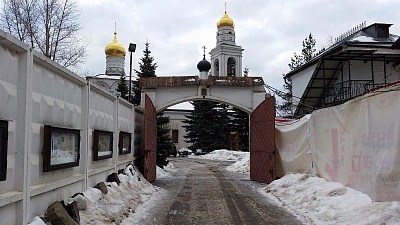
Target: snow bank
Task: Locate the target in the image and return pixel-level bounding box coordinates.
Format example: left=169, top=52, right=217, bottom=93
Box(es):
left=263, top=173, right=400, bottom=225
left=156, top=166, right=169, bottom=178
left=77, top=167, right=159, bottom=225
left=191, top=149, right=248, bottom=161
left=226, top=153, right=250, bottom=173
left=191, top=149, right=250, bottom=173
left=28, top=217, right=46, bottom=225
left=156, top=162, right=176, bottom=178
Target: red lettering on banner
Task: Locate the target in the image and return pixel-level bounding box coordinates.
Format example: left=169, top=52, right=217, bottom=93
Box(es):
left=278, top=143, right=297, bottom=153
left=362, top=130, right=394, bottom=148
left=325, top=128, right=339, bottom=181
left=351, top=152, right=362, bottom=172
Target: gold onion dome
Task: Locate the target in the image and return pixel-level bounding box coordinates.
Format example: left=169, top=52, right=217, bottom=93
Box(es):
left=105, top=32, right=126, bottom=57
left=217, top=12, right=234, bottom=28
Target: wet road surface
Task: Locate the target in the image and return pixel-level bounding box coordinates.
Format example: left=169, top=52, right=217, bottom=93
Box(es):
left=133, top=157, right=304, bottom=225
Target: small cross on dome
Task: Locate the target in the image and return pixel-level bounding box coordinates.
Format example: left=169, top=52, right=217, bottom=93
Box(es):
left=202, top=46, right=207, bottom=59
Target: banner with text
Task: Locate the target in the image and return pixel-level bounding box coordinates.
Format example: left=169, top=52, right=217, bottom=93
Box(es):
left=310, top=89, right=400, bottom=201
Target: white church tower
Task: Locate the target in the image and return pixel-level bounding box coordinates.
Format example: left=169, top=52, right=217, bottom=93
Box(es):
left=210, top=7, right=244, bottom=77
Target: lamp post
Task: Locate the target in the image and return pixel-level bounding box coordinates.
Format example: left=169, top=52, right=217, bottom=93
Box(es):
left=128, top=43, right=136, bottom=102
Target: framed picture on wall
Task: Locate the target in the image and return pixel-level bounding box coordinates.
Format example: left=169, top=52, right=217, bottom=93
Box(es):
left=93, top=130, right=113, bottom=161
left=0, top=120, right=8, bottom=181
left=43, top=125, right=80, bottom=172
left=119, top=132, right=132, bottom=155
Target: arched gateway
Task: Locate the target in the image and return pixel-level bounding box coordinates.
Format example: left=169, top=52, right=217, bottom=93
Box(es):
left=139, top=76, right=276, bottom=184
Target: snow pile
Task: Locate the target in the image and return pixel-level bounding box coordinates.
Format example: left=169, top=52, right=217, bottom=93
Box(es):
left=77, top=167, right=159, bottom=225
left=226, top=153, right=250, bottom=173
left=156, top=166, right=171, bottom=178
left=192, top=149, right=248, bottom=161
left=263, top=173, right=400, bottom=225
left=29, top=166, right=159, bottom=225
left=29, top=217, right=46, bottom=225
left=157, top=162, right=176, bottom=178
left=192, top=149, right=250, bottom=173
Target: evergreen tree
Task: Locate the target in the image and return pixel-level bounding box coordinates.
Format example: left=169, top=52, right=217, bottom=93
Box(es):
left=288, top=52, right=304, bottom=71
left=183, top=101, right=229, bottom=153
left=301, top=33, right=316, bottom=62
left=283, top=33, right=320, bottom=116
left=131, top=79, right=141, bottom=105
left=132, top=41, right=157, bottom=105
left=229, top=107, right=249, bottom=151
left=156, top=111, right=173, bottom=168
left=278, top=74, right=293, bottom=116
left=131, top=41, right=171, bottom=167
left=116, top=75, right=129, bottom=101
left=288, top=33, right=318, bottom=71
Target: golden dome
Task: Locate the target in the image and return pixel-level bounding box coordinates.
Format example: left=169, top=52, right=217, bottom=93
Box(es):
left=105, top=32, right=126, bottom=58
left=217, top=12, right=234, bottom=28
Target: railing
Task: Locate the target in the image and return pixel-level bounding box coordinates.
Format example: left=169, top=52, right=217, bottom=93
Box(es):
left=321, top=80, right=375, bottom=106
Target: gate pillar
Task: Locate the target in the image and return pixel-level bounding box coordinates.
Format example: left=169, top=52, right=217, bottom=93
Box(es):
left=250, top=96, right=276, bottom=183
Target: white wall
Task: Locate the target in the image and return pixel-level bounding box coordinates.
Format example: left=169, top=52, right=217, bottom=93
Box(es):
left=164, top=110, right=191, bottom=150
left=290, top=64, right=317, bottom=108
left=0, top=29, right=135, bottom=224
left=340, top=60, right=399, bottom=84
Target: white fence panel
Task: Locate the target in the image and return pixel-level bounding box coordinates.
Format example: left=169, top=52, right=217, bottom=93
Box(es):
left=0, top=29, right=136, bottom=224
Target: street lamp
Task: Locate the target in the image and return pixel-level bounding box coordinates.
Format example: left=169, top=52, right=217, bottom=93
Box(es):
left=128, top=43, right=136, bottom=102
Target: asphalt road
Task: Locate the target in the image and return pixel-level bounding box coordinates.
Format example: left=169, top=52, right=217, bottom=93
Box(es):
left=134, top=157, right=304, bottom=225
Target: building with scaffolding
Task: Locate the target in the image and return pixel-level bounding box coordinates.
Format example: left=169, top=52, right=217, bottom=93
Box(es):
left=286, top=22, right=400, bottom=116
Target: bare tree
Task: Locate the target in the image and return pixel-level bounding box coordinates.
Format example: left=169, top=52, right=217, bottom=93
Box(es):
left=0, top=0, right=86, bottom=69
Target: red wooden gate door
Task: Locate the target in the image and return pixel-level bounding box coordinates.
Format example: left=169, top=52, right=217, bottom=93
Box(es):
left=250, top=96, right=276, bottom=183
left=144, top=95, right=157, bottom=182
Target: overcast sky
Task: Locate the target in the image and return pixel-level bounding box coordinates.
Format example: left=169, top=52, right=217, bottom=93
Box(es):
left=77, top=0, right=399, bottom=106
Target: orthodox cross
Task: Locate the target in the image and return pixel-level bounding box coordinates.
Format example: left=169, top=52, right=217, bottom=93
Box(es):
left=224, top=2, right=227, bottom=13
left=202, top=46, right=207, bottom=59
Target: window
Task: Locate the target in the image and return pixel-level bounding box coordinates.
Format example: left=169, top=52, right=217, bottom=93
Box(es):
left=119, top=132, right=132, bottom=155
left=93, top=130, right=113, bottom=161
left=171, top=130, right=179, bottom=143
left=43, top=125, right=80, bottom=172
left=0, top=120, right=8, bottom=181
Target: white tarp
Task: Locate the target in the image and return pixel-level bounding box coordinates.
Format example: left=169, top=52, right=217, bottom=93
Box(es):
left=275, top=115, right=312, bottom=177
left=310, top=89, right=400, bottom=201
left=276, top=86, right=400, bottom=201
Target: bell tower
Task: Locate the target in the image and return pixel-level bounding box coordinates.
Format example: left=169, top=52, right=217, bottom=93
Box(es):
left=210, top=5, right=244, bottom=77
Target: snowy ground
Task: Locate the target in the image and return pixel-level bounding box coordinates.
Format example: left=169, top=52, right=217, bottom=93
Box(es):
left=30, top=150, right=400, bottom=224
